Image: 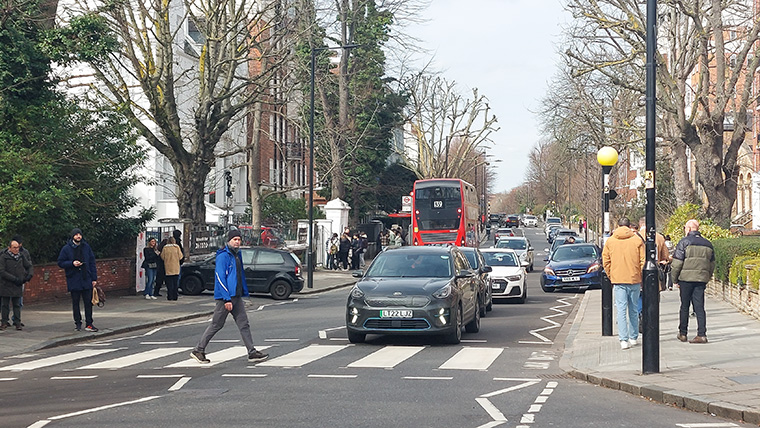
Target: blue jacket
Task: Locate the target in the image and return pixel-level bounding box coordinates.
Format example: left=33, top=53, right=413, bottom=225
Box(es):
left=57, top=239, right=98, bottom=291
left=214, top=245, right=250, bottom=301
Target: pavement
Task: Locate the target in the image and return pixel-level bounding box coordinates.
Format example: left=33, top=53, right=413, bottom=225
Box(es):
left=0, top=268, right=357, bottom=357
left=561, top=288, right=760, bottom=424
left=5, top=259, right=760, bottom=424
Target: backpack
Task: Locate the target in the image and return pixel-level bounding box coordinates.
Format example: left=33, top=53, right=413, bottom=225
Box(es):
left=330, top=243, right=338, bottom=254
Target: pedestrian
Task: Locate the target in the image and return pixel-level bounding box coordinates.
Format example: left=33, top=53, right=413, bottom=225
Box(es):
left=350, top=234, right=362, bottom=270
left=11, top=234, right=32, bottom=327
left=0, top=238, right=32, bottom=330
left=160, top=237, right=184, bottom=301
left=578, top=219, right=584, bottom=234
left=338, top=232, right=351, bottom=270
left=638, top=217, right=671, bottom=290
left=142, top=237, right=160, bottom=300
left=57, top=228, right=99, bottom=332
left=379, top=229, right=390, bottom=252
left=664, top=235, right=675, bottom=290
left=392, top=229, right=404, bottom=247
left=327, top=233, right=339, bottom=270
left=190, top=229, right=268, bottom=364
left=671, top=219, right=715, bottom=344
left=601, top=217, right=645, bottom=350
left=153, top=237, right=168, bottom=297
left=359, top=232, right=368, bottom=268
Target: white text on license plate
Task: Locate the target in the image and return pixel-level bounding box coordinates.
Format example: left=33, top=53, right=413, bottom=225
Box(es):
left=561, top=276, right=580, bottom=282
left=381, top=310, right=413, bottom=318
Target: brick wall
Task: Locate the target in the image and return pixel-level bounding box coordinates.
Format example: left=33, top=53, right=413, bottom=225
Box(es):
left=23, top=258, right=136, bottom=304
left=707, top=279, right=760, bottom=321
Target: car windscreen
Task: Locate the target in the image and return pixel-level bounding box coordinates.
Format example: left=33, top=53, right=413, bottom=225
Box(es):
left=551, top=245, right=599, bottom=262
left=463, top=251, right=479, bottom=269
left=365, top=252, right=453, bottom=278
left=495, top=239, right=526, bottom=250
left=414, top=183, right=462, bottom=230
left=482, top=252, right=518, bottom=267
left=524, top=215, right=536, bottom=220
left=547, top=218, right=561, bottom=224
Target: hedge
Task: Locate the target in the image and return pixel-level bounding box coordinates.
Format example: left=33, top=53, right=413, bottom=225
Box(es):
left=713, top=237, right=760, bottom=282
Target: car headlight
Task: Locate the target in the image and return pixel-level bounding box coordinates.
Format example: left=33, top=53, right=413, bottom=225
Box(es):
left=544, top=267, right=555, bottom=276
left=507, top=275, right=522, bottom=281
left=587, top=262, right=601, bottom=273
left=432, top=284, right=452, bottom=299
left=350, top=286, right=365, bottom=299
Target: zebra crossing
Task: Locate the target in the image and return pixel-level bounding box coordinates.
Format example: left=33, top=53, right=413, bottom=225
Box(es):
left=0, top=343, right=541, bottom=376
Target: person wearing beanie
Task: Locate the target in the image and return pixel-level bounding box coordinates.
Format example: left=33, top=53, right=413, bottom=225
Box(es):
left=190, top=228, right=268, bottom=364
left=57, top=228, right=99, bottom=332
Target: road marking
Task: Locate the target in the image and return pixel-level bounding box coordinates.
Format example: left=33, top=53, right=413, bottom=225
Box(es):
left=168, top=376, right=191, bottom=391
left=264, top=338, right=299, bottom=342
left=27, top=421, right=51, bottom=428
left=439, top=347, right=503, bottom=371
left=519, top=297, right=574, bottom=344
left=475, top=422, right=505, bottom=428
left=258, top=344, right=348, bottom=367
left=476, top=397, right=507, bottom=422
left=0, top=377, right=18, bottom=381
left=318, top=326, right=344, bottom=339
left=675, top=424, right=739, bottom=427
left=142, top=327, right=163, bottom=336
left=222, top=374, right=268, bottom=378
left=307, top=374, right=357, bottom=379
left=137, top=374, right=185, bottom=379
left=46, top=396, right=161, bottom=421
left=493, top=377, right=542, bottom=382
left=329, top=338, right=349, bottom=341
left=481, top=381, right=540, bottom=398
left=140, top=341, right=178, bottom=345
left=403, top=376, right=453, bottom=380
left=165, top=345, right=271, bottom=368
left=210, top=339, right=240, bottom=343
left=78, top=347, right=191, bottom=370
left=254, top=299, right=298, bottom=312
left=461, top=339, right=488, bottom=343
left=347, top=346, right=425, bottom=369
left=0, top=349, right=120, bottom=371
left=534, top=396, right=548, bottom=403
left=522, top=350, right=556, bottom=370
left=520, top=413, right=535, bottom=423
left=50, top=376, right=98, bottom=380
left=528, top=404, right=542, bottom=412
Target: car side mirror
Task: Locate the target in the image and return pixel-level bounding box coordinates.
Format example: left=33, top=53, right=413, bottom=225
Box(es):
left=481, top=266, right=493, bottom=273
left=352, top=271, right=364, bottom=278
left=528, top=247, right=533, bottom=251
left=456, top=269, right=474, bottom=279
left=543, top=257, right=549, bottom=262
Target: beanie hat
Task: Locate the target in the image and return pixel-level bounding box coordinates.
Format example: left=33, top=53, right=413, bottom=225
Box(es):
left=173, top=229, right=182, bottom=238
left=227, top=229, right=242, bottom=241
left=71, top=228, right=83, bottom=238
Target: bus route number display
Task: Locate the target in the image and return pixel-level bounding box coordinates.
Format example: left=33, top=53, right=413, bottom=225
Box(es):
left=432, top=199, right=444, bottom=209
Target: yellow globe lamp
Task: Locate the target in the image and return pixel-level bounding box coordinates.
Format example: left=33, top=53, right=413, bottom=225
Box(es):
left=597, top=146, right=619, bottom=167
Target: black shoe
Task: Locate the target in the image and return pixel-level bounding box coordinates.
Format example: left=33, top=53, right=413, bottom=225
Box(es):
left=84, top=325, right=99, bottom=332
left=190, top=350, right=210, bottom=364
left=154, top=294, right=162, bottom=297
left=74, top=325, right=82, bottom=331
left=248, top=350, right=269, bottom=362
left=0, top=323, right=8, bottom=330
left=14, top=324, right=22, bottom=331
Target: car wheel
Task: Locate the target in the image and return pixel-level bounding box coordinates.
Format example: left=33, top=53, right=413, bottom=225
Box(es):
left=444, top=305, right=462, bottom=344
left=180, top=275, right=204, bottom=295
left=347, top=330, right=366, bottom=344
left=270, top=280, right=292, bottom=300
left=479, top=293, right=487, bottom=317
left=518, top=283, right=527, bottom=304
left=541, top=284, right=555, bottom=293
left=465, top=300, right=481, bottom=333
left=486, top=294, right=493, bottom=312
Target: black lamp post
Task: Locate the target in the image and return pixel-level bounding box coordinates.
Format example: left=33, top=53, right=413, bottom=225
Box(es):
left=307, top=44, right=358, bottom=289
left=597, top=146, right=618, bottom=337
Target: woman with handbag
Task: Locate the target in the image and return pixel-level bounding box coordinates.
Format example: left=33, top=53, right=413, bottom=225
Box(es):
left=142, top=238, right=160, bottom=300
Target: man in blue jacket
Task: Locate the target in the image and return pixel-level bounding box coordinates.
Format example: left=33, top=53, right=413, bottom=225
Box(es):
left=57, top=228, right=99, bottom=332
left=190, top=229, right=268, bottom=364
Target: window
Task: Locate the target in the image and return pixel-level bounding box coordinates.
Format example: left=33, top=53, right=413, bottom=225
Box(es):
left=256, top=250, right=285, bottom=265
left=240, top=249, right=255, bottom=265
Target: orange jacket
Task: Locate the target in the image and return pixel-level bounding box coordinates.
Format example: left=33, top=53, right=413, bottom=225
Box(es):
left=602, top=226, right=645, bottom=284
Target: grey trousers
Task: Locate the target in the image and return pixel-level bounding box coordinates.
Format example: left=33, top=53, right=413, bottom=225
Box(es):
left=194, top=297, right=255, bottom=354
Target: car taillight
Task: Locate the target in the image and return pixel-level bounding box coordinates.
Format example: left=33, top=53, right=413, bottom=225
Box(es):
left=295, top=265, right=301, bottom=276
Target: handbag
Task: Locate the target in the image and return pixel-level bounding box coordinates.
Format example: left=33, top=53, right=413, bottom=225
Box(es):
left=91, top=286, right=106, bottom=307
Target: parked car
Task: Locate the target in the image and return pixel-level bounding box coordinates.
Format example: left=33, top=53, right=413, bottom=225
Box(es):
left=505, top=215, right=520, bottom=228
left=493, top=227, right=515, bottom=245
left=494, top=236, right=534, bottom=272
left=480, top=248, right=527, bottom=303
left=345, top=246, right=481, bottom=344
left=540, top=243, right=602, bottom=293
left=546, top=236, right=586, bottom=257
left=544, top=217, right=562, bottom=235
left=460, top=247, right=494, bottom=316
left=553, top=229, right=579, bottom=244
left=179, top=246, right=304, bottom=299
left=522, top=215, right=538, bottom=227
left=547, top=226, right=565, bottom=243
left=545, top=224, right=562, bottom=241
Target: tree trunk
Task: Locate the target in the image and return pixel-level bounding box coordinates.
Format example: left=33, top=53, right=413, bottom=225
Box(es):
left=671, top=139, right=696, bottom=205
left=249, top=101, right=263, bottom=231
left=174, top=156, right=212, bottom=228
left=689, top=128, right=736, bottom=228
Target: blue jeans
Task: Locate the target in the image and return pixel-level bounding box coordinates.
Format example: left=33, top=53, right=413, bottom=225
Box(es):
left=144, top=268, right=157, bottom=296
left=614, top=283, right=640, bottom=341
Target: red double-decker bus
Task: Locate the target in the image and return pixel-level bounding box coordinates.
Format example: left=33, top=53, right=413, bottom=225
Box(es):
left=411, top=178, right=479, bottom=246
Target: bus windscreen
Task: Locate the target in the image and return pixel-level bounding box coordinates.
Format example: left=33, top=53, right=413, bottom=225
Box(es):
left=414, top=184, right=462, bottom=230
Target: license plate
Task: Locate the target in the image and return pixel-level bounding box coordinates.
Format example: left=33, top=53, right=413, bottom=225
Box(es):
left=380, top=309, right=413, bottom=318
left=561, top=276, right=580, bottom=282
left=492, top=284, right=500, bottom=290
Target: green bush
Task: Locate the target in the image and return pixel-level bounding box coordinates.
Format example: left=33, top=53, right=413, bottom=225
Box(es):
left=713, top=237, right=760, bottom=282
left=663, top=203, right=732, bottom=242
left=728, top=255, right=760, bottom=290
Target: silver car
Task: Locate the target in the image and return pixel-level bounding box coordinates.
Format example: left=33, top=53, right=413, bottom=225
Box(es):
left=493, top=236, right=534, bottom=272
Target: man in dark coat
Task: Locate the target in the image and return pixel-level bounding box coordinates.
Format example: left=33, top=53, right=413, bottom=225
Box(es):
left=11, top=234, right=32, bottom=327
left=0, top=238, right=31, bottom=330
left=57, top=228, right=99, bottom=332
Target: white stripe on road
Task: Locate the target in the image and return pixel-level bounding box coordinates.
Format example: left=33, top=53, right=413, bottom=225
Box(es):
left=403, top=376, right=453, bottom=380
left=438, top=347, right=503, bottom=371
left=166, top=346, right=271, bottom=368
left=476, top=397, right=507, bottom=422
left=347, top=346, right=425, bottom=369
left=50, top=376, right=98, bottom=380
left=168, top=376, right=191, bottom=391
left=675, top=424, right=739, bottom=427
left=307, top=374, right=357, bottom=379
left=221, top=374, right=268, bottom=378
left=78, top=348, right=191, bottom=370
left=26, top=421, right=51, bottom=428
left=0, top=377, right=18, bottom=381
left=257, top=345, right=348, bottom=367
left=264, top=338, right=299, bottom=342
left=137, top=374, right=185, bottom=379
left=140, top=341, right=178, bottom=345
left=47, top=396, right=161, bottom=421
left=0, top=349, right=119, bottom=371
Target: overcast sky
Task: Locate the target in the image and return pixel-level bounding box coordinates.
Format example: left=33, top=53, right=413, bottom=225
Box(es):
left=404, top=0, right=569, bottom=193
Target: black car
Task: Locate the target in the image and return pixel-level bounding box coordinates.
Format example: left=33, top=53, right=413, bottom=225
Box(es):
left=505, top=215, right=520, bottom=228
left=346, top=246, right=481, bottom=344
left=179, top=246, right=304, bottom=299
left=459, top=247, right=494, bottom=316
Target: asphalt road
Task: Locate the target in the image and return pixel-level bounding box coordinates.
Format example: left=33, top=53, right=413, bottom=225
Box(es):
left=0, top=226, right=753, bottom=427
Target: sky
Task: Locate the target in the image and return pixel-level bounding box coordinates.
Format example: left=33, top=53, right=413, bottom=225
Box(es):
left=403, top=0, right=569, bottom=193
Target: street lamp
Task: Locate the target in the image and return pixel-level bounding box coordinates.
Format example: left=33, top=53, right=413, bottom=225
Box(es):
left=307, top=44, right=358, bottom=288
left=597, top=146, right=618, bottom=337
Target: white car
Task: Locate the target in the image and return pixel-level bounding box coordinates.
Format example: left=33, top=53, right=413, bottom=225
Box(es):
left=480, top=248, right=527, bottom=303
left=523, top=215, right=538, bottom=227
